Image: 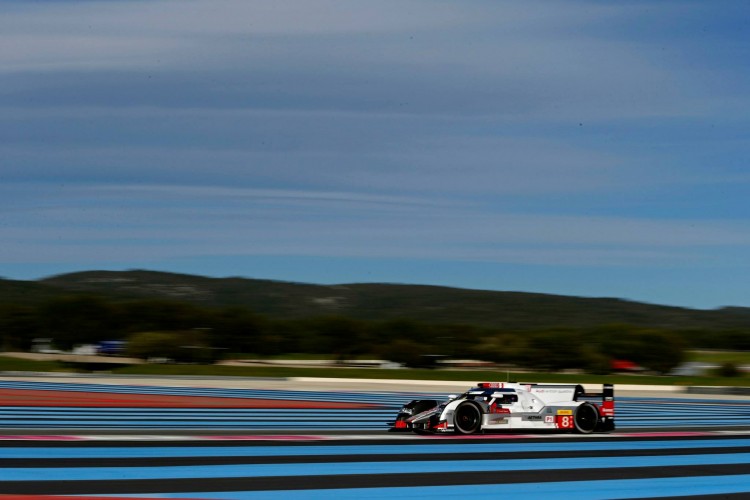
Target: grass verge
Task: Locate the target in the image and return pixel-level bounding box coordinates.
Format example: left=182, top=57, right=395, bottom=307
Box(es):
left=687, top=350, right=750, bottom=365
left=0, top=355, right=72, bottom=373
left=2, top=355, right=748, bottom=387
left=109, top=364, right=748, bottom=387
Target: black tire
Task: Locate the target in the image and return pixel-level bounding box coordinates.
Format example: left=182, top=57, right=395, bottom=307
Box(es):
left=574, top=403, right=599, bottom=434
left=454, top=401, right=482, bottom=434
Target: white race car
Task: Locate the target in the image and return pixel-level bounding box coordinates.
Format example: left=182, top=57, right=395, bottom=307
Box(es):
left=389, top=382, right=615, bottom=434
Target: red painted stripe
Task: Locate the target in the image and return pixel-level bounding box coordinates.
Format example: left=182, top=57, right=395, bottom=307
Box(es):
left=0, top=434, right=332, bottom=441
left=0, top=496, right=211, bottom=500
left=0, top=435, right=87, bottom=441
left=202, top=434, right=328, bottom=441
left=0, top=388, right=379, bottom=409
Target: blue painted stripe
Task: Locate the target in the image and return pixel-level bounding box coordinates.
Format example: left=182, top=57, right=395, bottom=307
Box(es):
left=2, top=438, right=749, bottom=459
left=0, top=421, right=746, bottom=429
left=0, top=422, right=391, bottom=429
left=0, top=412, right=394, bottom=419
left=144, top=475, right=750, bottom=499
left=0, top=422, right=741, bottom=429
left=4, top=453, right=750, bottom=481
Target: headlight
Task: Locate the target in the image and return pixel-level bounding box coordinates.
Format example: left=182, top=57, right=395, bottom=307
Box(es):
left=400, top=407, right=413, bottom=415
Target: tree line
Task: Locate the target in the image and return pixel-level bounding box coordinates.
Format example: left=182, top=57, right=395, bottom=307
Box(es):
left=1, top=295, right=747, bottom=373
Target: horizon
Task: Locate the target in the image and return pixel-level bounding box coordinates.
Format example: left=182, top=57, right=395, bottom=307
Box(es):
left=4, top=266, right=741, bottom=312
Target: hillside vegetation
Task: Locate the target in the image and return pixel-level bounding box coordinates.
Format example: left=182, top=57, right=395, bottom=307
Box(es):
left=26, top=270, right=750, bottom=329
left=1, top=270, right=748, bottom=376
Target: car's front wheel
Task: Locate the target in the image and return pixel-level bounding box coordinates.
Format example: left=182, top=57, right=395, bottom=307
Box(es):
left=454, top=401, right=482, bottom=434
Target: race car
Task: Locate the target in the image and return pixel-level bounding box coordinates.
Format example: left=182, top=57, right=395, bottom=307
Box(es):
left=389, top=382, right=614, bottom=435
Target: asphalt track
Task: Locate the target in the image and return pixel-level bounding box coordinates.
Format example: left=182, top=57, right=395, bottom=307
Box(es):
left=1, top=378, right=750, bottom=498
left=2, top=379, right=750, bottom=431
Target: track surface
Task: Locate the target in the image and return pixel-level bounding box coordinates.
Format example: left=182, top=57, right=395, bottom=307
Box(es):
left=1, top=380, right=749, bottom=430
left=1, top=380, right=750, bottom=498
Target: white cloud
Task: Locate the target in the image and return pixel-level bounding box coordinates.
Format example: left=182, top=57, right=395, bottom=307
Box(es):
left=0, top=0, right=696, bottom=122
left=0, top=0, right=465, bottom=71
left=3, top=182, right=749, bottom=269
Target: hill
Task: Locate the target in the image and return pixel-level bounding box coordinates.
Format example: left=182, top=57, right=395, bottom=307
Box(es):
left=0, top=278, right=66, bottom=304
left=0, top=269, right=738, bottom=330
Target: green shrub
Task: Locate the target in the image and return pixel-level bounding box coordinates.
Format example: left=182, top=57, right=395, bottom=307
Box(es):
left=716, top=362, right=740, bottom=378
left=126, top=330, right=218, bottom=363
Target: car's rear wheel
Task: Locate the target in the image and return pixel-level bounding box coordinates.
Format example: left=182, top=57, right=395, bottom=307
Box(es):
left=574, top=403, right=598, bottom=434
left=454, top=401, right=482, bottom=434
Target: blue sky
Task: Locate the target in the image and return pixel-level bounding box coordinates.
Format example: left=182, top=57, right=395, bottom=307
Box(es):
left=1, top=0, right=749, bottom=309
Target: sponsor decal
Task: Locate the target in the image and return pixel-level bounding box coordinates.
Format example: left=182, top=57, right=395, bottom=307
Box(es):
left=525, top=415, right=543, bottom=421
left=557, top=409, right=573, bottom=415
left=478, top=382, right=504, bottom=389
